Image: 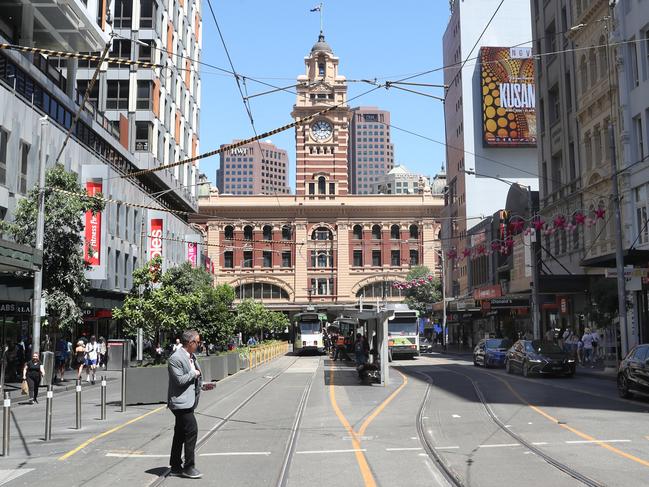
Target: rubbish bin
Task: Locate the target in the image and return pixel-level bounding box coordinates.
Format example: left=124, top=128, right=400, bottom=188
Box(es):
left=107, top=339, right=130, bottom=371
left=41, top=351, right=55, bottom=386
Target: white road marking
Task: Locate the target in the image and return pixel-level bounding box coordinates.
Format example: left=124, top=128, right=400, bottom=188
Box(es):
left=296, top=449, right=367, bottom=454
left=0, top=469, right=34, bottom=486
left=478, top=443, right=520, bottom=448
left=504, top=425, right=512, bottom=428
left=532, top=442, right=548, bottom=446
left=200, top=452, right=271, bottom=456
left=106, top=453, right=167, bottom=458
left=411, top=437, right=418, bottom=440
left=565, top=440, right=631, bottom=444
left=435, top=446, right=460, bottom=450
left=343, top=435, right=373, bottom=441
left=386, top=447, right=423, bottom=451
left=451, top=414, right=461, bottom=418
left=106, top=452, right=272, bottom=458
left=528, top=422, right=533, bottom=425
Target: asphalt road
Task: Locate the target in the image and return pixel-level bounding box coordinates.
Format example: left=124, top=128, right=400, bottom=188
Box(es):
left=3, top=352, right=649, bottom=487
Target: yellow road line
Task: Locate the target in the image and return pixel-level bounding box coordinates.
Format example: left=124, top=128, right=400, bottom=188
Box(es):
left=498, top=376, right=649, bottom=469
left=328, top=367, right=376, bottom=487
left=58, top=406, right=166, bottom=461
left=357, top=370, right=408, bottom=437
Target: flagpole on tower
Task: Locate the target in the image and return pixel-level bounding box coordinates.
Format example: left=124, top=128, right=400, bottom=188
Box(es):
left=320, top=2, right=324, bottom=33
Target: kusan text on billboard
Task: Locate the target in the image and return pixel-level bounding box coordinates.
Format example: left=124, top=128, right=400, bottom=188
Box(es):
left=480, top=46, right=537, bottom=148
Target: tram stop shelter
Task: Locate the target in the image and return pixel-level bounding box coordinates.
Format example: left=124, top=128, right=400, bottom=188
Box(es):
left=341, top=303, right=395, bottom=386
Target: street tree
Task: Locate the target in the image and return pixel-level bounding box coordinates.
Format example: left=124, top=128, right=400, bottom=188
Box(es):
left=0, top=164, right=104, bottom=331
left=404, top=265, right=442, bottom=316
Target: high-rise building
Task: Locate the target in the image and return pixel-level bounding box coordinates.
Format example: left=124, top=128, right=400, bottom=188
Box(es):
left=372, top=165, right=428, bottom=195
left=75, top=0, right=202, bottom=202
left=291, top=33, right=350, bottom=196
left=441, top=0, right=538, bottom=299
left=217, top=140, right=290, bottom=195
left=349, top=106, right=394, bottom=194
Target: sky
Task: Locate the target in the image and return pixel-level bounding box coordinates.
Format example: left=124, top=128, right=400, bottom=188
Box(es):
left=199, top=0, right=448, bottom=190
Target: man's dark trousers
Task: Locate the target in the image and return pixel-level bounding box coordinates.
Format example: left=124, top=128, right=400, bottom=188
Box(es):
left=170, top=408, right=198, bottom=469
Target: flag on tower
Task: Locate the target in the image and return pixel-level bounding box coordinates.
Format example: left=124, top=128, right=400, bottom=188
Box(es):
left=310, top=3, right=322, bottom=12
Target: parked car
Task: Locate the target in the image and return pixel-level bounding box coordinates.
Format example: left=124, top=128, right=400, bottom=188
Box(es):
left=419, top=338, right=433, bottom=354
left=505, top=340, right=576, bottom=377
left=473, top=338, right=511, bottom=368
left=617, top=344, right=649, bottom=399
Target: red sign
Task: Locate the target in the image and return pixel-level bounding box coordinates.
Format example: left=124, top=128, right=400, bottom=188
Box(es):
left=188, top=242, right=198, bottom=266
left=149, top=218, right=163, bottom=259
left=473, top=285, right=502, bottom=300
left=84, top=181, right=102, bottom=266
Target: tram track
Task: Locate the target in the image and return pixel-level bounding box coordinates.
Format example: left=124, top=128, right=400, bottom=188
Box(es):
left=415, top=368, right=605, bottom=487
left=148, top=354, right=303, bottom=487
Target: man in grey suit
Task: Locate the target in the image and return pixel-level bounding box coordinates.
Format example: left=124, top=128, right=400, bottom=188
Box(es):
left=168, top=329, right=203, bottom=479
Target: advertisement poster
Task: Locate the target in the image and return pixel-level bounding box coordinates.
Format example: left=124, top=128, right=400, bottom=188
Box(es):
left=84, top=181, right=102, bottom=267
left=187, top=241, right=198, bottom=267
left=480, top=46, right=537, bottom=147
left=149, top=218, right=164, bottom=259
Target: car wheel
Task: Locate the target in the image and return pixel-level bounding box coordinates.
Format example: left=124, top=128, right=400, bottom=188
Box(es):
left=505, top=359, right=512, bottom=374
left=618, top=374, right=632, bottom=398
left=523, top=361, right=531, bottom=378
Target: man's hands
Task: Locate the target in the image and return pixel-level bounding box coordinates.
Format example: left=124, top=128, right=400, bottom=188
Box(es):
left=194, top=369, right=201, bottom=377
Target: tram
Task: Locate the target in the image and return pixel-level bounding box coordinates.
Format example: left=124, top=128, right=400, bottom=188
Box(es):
left=385, top=303, right=420, bottom=360
left=293, top=311, right=326, bottom=354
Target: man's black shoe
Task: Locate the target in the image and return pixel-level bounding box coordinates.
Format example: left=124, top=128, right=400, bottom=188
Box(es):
left=169, top=467, right=183, bottom=477
left=182, top=467, right=203, bottom=479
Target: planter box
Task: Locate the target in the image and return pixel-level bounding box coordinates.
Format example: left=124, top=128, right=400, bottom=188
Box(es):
left=197, top=356, right=213, bottom=382
left=125, top=366, right=167, bottom=405
left=226, top=353, right=240, bottom=375
left=212, top=355, right=227, bottom=381
left=240, top=356, right=249, bottom=370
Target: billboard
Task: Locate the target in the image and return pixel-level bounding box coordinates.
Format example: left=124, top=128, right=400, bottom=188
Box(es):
left=84, top=181, right=103, bottom=267
left=149, top=218, right=164, bottom=259
left=480, top=46, right=536, bottom=147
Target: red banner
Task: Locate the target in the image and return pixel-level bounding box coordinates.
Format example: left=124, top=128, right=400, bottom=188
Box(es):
left=84, top=181, right=102, bottom=266
left=149, top=218, right=163, bottom=259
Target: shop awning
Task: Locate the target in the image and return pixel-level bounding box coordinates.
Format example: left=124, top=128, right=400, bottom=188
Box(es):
left=581, top=249, right=649, bottom=268
left=0, top=239, right=42, bottom=273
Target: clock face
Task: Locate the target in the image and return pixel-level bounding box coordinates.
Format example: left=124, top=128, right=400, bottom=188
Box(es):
left=311, top=120, right=333, bottom=141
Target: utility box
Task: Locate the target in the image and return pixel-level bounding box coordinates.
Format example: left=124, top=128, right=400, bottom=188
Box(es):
left=107, top=339, right=130, bottom=371
left=41, top=351, right=55, bottom=386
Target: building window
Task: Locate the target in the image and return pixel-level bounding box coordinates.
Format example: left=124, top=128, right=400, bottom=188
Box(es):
left=139, top=0, right=156, bottom=28
left=635, top=185, right=649, bottom=245
left=106, top=80, right=129, bottom=109
left=630, top=38, right=640, bottom=87
left=329, top=182, right=335, bottom=194
left=242, top=250, right=253, bottom=268
left=311, top=277, right=334, bottom=296
left=111, top=39, right=131, bottom=62
left=263, top=250, right=272, bottom=268
left=311, top=227, right=333, bottom=240
left=318, top=62, right=325, bottom=76
left=138, top=40, right=153, bottom=62
left=318, top=176, right=326, bottom=194
left=19, top=141, right=29, bottom=194
left=136, top=80, right=151, bottom=109
left=390, top=224, right=400, bottom=240
left=135, top=121, right=150, bottom=151
left=0, top=128, right=8, bottom=185
left=282, top=225, right=292, bottom=240
left=224, top=251, right=233, bottom=268
left=311, top=250, right=333, bottom=268
left=549, top=84, right=560, bottom=124
left=355, top=282, right=403, bottom=298
left=224, top=225, right=234, bottom=240
left=113, top=0, right=133, bottom=28
left=309, top=182, right=315, bottom=195
left=409, top=249, right=419, bottom=266
left=353, top=249, right=363, bottom=267
left=236, top=283, right=289, bottom=300
left=281, top=251, right=291, bottom=268
left=634, top=116, right=645, bottom=161
left=371, top=224, right=382, bottom=240
left=409, top=224, right=419, bottom=239
left=372, top=249, right=381, bottom=267
left=263, top=225, right=273, bottom=241
left=589, top=49, right=598, bottom=86
left=243, top=225, right=253, bottom=241
left=391, top=250, right=400, bottom=266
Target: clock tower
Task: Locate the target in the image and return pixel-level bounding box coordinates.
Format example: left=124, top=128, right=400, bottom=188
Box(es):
left=291, top=32, right=350, bottom=196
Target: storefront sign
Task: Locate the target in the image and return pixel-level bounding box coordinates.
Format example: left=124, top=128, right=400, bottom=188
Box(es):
left=473, top=285, right=502, bottom=300
left=490, top=296, right=530, bottom=309
left=0, top=301, right=31, bottom=314
left=149, top=218, right=164, bottom=259
left=187, top=242, right=198, bottom=266
left=84, top=181, right=103, bottom=266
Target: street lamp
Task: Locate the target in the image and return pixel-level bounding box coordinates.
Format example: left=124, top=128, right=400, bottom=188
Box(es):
left=464, top=169, right=541, bottom=340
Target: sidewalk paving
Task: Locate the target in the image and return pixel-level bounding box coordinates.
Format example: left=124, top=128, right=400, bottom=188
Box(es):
left=2, top=368, right=121, bottom=400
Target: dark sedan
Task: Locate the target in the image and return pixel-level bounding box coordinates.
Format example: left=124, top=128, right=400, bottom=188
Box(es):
left=505, top=340, right=576, bottom=377
left=473, top=338, right=511, bottom=368
left=618, top=344, right=649, bottom=399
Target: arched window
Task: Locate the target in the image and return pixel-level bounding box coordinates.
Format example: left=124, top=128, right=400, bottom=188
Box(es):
left=390, top=224, right=400, bottom=240
left=318, top=176, right=326, bottom=194
left=243, top=225, right=253, bottom=241
left=355, top=281, right=404, bottom=298
left=235, top=282, right=290, bottom=300
left=352, top=224, right=363, bottom=240
left=598, top=37, right=607, bottom=79
left=262, top=225, right=273, bottom=241
left=224, top=225, right=234, bottom=240
left=409, top=224, right=419, bottom=240
left=311, top=226, right=333, bottom=240
left=589, top=49, right=598, bottom=86
left=580, top=55, right=588, bottom=93
left=371, top=224, right=382, bottom=240
left=282, top=225, right=292, bottom=241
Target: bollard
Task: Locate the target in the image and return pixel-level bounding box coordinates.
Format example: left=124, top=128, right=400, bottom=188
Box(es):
left=2, top=392, right=9, bottom=456
left=44, top=385, right=53, bottom=441
left=121, top=364, right=126, bottom=413
left=100, top=376, right=107, bottom=420
left=75, top=379, right=82, bottom=429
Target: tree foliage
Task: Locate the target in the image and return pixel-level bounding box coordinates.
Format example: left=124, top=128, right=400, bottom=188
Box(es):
left=113, top=259, right=235, bottom=344
left=404, top=265, right=442, bottom=316
left=0, top=164, right=104, bottom=331
left=233, top=299, right=289, bottom=337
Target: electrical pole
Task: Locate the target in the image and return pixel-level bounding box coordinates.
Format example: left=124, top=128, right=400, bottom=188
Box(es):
left=32, top=117, right=48, bottom=354
left=528, top=187, right=541, bottom=340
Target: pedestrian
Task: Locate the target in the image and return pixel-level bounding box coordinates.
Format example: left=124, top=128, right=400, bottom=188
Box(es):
left=22, top=352, right=44, bottom=405
left=98, top=337, right=107, bottom=369
left=354, top=334, right=369, bottom=379
left=545, top=327, right=555, bottom=342
left=55, top=337, right=67, bottom=382
left=85, top=335, right=99, bottom=384
left=74, top=340, right=86, bottom=380
left=167, top=329, right=203, bottom=479
left=581, top=328, right=595, bottom=365
left=591, top=329, right=600, bottom=363
left=172, top=338, right=182, bottom=352
left=154, top=343, right=164, bottom=365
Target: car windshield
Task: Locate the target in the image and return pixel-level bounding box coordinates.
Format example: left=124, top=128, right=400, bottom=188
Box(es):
left=530, top=341, right=563, bottom=354
left=388, top=323, right=418, bottom=336
left=485, top=339, right=511, bottom=350
left=299, top=322, right=321, bottom=334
